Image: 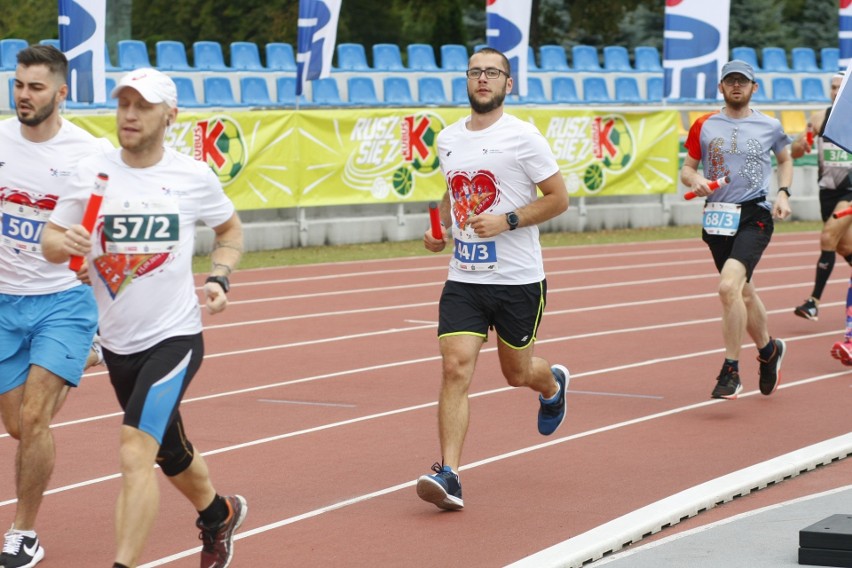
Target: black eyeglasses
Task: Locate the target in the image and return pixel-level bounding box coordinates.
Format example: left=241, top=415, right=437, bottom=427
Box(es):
left=722, top=76, right=753, bottom=86
left=466, top=67, right=509, bottom=80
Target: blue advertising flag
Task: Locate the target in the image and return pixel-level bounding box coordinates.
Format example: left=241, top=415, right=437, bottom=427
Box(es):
left=58, top=0, right=106, bottom=103
left=486, top=0, right=531, bottom=97
left=823, top=67, right=852, bottom=153
left=296, top=0, right=341, bottom=97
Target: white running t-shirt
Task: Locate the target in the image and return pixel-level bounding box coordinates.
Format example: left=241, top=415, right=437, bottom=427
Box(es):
left=438, top=113, right=560, bottom=284
left=50, top=147, right=236, bottom=354
left=0, top=118, right=112, bottom=294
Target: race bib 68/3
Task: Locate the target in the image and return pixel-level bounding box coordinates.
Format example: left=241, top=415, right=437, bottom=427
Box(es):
left=703, top=202, right=741, bottom=236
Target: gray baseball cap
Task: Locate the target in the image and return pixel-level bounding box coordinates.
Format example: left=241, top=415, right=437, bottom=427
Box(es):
left=721, top=60, right=755, bottom=82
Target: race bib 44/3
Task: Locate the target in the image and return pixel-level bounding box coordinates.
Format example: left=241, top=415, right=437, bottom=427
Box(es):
left=703, top=202, right=741, bottom=236
left=451, top=237, right=498, bottom=271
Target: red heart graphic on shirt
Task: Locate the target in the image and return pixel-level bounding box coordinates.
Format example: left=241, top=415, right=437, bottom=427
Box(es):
left=449, top=170, right=498, bottom=227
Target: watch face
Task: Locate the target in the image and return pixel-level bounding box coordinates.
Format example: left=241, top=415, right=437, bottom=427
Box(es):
left=507, top=212, right=519, bottom=229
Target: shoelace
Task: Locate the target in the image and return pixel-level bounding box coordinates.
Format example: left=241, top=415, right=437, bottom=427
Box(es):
left=2, top=532, right=24, bottom=555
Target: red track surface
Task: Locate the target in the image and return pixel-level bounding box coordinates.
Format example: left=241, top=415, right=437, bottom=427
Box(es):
left=2, top=231, right=851, bottom=567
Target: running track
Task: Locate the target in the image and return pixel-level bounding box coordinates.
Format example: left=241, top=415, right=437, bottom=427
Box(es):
left=2, top=230, right=851, bottom=567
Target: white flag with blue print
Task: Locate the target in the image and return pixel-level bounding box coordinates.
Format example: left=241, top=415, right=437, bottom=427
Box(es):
left=486, top=0, right=531, bottom=97
left=823, top=62, right=852, bottom=153
left=296, top=0, right=341, bottom=97
left=58, top=0, right=106, bottom=103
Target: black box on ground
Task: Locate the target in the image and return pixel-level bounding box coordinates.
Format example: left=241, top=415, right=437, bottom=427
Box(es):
left=800, top=515, right=852, bottom=567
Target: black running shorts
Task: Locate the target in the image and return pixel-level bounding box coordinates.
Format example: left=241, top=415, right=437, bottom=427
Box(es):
left=702, top=203, right=774, bottom=282
left=819, top=187, right=852, bottom=222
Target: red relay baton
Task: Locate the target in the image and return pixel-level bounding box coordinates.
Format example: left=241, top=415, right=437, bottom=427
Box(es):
left=833, top=206, right=852, bottom=219
left=428, top=201, right=443, bottom=240
left=684, top=176, right=730, bottom=200
left=69, top=173, right=108, bottom=272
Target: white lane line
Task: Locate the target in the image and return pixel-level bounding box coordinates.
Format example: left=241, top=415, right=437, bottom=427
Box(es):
left=257, top=399, right=356, bottom=408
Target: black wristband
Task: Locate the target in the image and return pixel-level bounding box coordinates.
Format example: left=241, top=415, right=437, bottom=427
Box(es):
left=778, top=187, right=791, bottom=197
left=205, top=275, right=230, bottom=293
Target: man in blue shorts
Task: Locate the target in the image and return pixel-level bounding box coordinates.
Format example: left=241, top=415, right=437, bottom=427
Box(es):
left=0, top=45, right=110, bottom=568
left=42, top=68, right=245, bottom=568
left=681, top=60, right=792, bottom=400
left=417, top=48, right=570, bottom=511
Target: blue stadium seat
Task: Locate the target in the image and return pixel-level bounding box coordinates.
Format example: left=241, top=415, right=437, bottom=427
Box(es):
left=275, top=76, right=310, bottom=106
left=770, top=77, right=797, bottom=102
left=752, top=78, right=769, bottom=103
left=520, top=76, right=548, bottom=104
left=582, top=77, right=611, bottom=103
left=231, top=42, right=264, bottom=71
left=407, top=44, right=439, bottom=71
left=336, top=43, right=369, bottom=71
left=417, top=77, right=447, bottom=105
left=451, top=76, right=468, bottom=104
left=173, top=77, right=204, bottom=108
left=731, top=46, right=760, bottom=70
left=202, top=77, right=240, bottom=106
left=372, top=44, right=404, bottom=71
left=193, top=41, right=230, bottom=71
left=528, top=45, right=539, bottom=71
left=603, top=46, right=632, bottom=72
left=39, top=39, right=60, bottom=50
left=383, top=77, right=414, bottom=105
left=615, top=76, right=641, bottom=103
left=156, top=40, right=192, bottom=71
left=1, top=39, right=27, bottom=70
left=105, top=77, right=117, bottom=108
left=646, top=76, right=663, bottom=102
left=801, top=77, right=830, bottom=103
left=792, top=47, right=819, bottom=72
left=572, top=45, right=601, bottom=71
left=347, top=76, right=379, bottom=104
left=104, top=42, right=120, bottom=72
left=761, top=47, right=789, bottom=72
left=8, top=77, right=15, bottom=108
left=310, top=77, right=344, bottom=105
left=240, top=76, right=273, bottom=106
left=538, top=45, right=569, bottom=71
left=821, top=47, right=840, bottom=72
left=634, top=46, right=662, bottom=72
left=440, top=44, right=468, bottom=71
left=551, top=77, right=579, bottom=104
left=473, top=44, right=487, bottom=52
left=117, top=39, right=150, bottom=70
left=266, top=43, right=296, bottom=72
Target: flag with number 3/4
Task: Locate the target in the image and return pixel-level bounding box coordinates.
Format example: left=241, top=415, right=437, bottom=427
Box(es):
left=295, top=0, right=341, bottom=97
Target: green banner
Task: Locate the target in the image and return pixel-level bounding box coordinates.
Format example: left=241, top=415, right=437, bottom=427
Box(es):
left=70, top=107, right=679, bottom=210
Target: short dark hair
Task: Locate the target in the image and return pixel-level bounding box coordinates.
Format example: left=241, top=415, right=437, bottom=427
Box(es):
left=17, top=44, right=68, bottom=80
left=471, top=47, right=511, bottom=77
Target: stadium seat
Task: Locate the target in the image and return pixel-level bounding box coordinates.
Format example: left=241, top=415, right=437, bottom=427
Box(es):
left=193, top=41, right=230, bottom=71
left=266, top=43, right=296, bottom=72
left=614, top=76, right=642, bottom=103
left=791, top=47, right=819, bottom=72
left=761, top=47, right=789, bottom=72
left=0, top=38, right=27, bottom=70
left=538, top=45, right=570, bottom=71
left=407, top=44, right=439, bottom=71
left=603, top=46, right=632, bottom=72
left=372, top=43, right=404, bottom=71
left=731, top=46, right=760, bottom=70
left=39, top=39, right=60, bottom=50
left=572, top=45, right=601, bottom=71
left=383, top=77, right=414, bottom=105
left=451, top=76, right=468, bottom=104
left=105, top=77, right=117, bottom=108
left=634, top=46, right=662, bottom=72
left=417, top=77, right=447, bottom=105
left=8, top=76, right=15, bottom=108
left=440, top=44, right=468, bottom=71
left=821, top=47, right=840, bottom=72
left=770, top=77, right=797, bottom=102
left=551, top=77, right=579, bottom=104
left=104, top=43, right=120, bottom=72
left=646, top=76, right=663, bottom=102
left=752, top=78, right=769, bottom=103
left=801, top=77, right=830, bottom=103
left=173, top=77, right=204, bottom=108
left=521, top=76, right=548, bottom=104
left=336, top=43, right=370, bottom=71
left=347, top=76, right=379, bottom=104
left=117, top=39, right=150, bottom=70
left=275, top=76, right=309, bottom=106
left=528, top=45, right=539, bottom=71
left=156, top=40, right=192, bottom=71
left=231, top=42, right=264, bottom=71
left=473, top=44, right=486, bottom=52
left=240, top=76, right=273, bottom=106
left=310, top=77, right=344, bottom=105
left=202, top=77, right=240, bottom=106
left=582, top=77, right=611, bottom=103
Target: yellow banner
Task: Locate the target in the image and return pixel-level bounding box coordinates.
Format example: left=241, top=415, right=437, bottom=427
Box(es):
left=70, top=107, right=679, bottom=209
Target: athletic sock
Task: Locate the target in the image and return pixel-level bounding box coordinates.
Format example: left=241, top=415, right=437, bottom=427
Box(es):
left=812, top=250, right=836, bottom=299
left=198, top=494, right=229, bottom=527
left=723, top=359, right=739, bottom=373
left=758, top=340, right=775, bottom=360
left=114, top=564, right=130, bottom=568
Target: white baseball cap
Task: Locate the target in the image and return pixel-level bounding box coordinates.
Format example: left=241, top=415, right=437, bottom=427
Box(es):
left=111, top=67, right=178, bottom=108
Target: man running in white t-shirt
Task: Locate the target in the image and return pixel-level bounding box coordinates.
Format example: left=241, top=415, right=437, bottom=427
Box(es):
left=417, top=48, right=570, bottom=511
left=42, top=68, right=246, bottom=568
left=0, top=44, right=111, bottom=568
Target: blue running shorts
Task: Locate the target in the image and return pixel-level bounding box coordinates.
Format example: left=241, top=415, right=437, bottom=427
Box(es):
left=0, top=286, right=98, bottom=394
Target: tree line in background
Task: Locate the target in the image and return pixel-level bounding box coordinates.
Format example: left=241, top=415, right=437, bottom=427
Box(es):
left=0, top=0, right=839, bottom=64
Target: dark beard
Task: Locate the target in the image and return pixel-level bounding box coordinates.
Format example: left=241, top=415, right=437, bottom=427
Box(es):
left=468, top=90, right=506, bottom=114
left=722, top=91, right=752, bottom=111
left=17, top=103, right=55, bottom=127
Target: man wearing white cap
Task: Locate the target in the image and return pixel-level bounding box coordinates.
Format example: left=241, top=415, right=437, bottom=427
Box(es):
left=680, top=59, right=793, bottom=400
left=41, top=67, right=246, bottom=568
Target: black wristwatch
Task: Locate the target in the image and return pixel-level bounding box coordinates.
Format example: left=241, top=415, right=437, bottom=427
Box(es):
left=506, top=211, right=520, bottom=231
left=205, top=275, right=230, bottom=293
left=778, top=187, right=791, bottom=197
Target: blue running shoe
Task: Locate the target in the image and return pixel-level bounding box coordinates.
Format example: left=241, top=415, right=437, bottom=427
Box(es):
left=538, top=365, right=569, bottom=435
left=416, top=463, right=463, bottom=510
